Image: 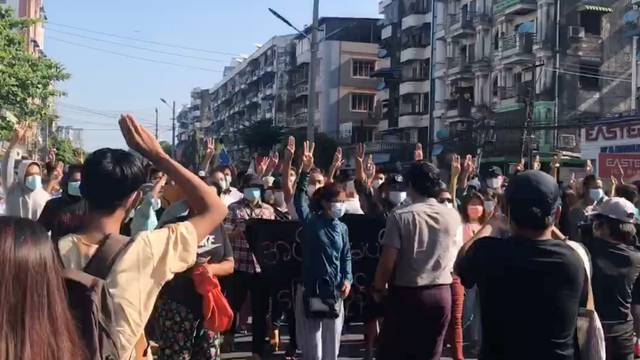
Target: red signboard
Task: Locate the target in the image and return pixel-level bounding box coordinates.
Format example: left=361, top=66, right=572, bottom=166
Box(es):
left=598, top=153, right=640, bottom=182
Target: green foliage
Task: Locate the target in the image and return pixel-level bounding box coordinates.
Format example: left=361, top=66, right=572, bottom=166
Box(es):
left=239, top=119, right=284, bottom=155
left=159, top=141, right=173, bottom=156
left=0, top=7, right=70, bottom=126
left=52, top=137, right=75, bottom=164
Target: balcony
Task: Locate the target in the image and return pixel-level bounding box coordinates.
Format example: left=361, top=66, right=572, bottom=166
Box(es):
left=401, top=46, right=431, bottom=63
left=567, top=33, right=603, bottom=62
left=500, top=33, right=535, bottom=65
left=473, top=12, right=492, bottom=27
left=379, top=88, right=389, bottom=101
left=498, top=86, right=518, bottom=100
left=379, top=0, right=392, bottom=13
left=402, top=13, right=430, bottom=30
left=399, top=80, right=429, bottom=95
left=295, top=83, right=309, bottom=98
left=448, top=12, right=474, bottom=38
left=447, top=57, right=473, bottom=80
left=382, top=25, right=393, bottom=40
left=493, top=0, right=536, bottom=15
left=398, top=114, right=429, bottom=128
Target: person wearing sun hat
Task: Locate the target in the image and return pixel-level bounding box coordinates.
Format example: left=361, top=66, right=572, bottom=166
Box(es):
left=586, top=197, right=640, bottom=360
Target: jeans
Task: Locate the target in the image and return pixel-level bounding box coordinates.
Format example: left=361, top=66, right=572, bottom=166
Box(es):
left=295, top=285, right=344, bottom=360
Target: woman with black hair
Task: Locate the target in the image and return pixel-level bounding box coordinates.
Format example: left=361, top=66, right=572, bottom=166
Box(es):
left=293, top=141, right=353, bottom=360
left=38, top=163, right=88, bottom=242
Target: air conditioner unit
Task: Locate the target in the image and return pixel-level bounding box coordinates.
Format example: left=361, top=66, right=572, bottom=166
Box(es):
left=559, top=134, right=577, bottom=148
left=568, top=26, right=585, bottom=39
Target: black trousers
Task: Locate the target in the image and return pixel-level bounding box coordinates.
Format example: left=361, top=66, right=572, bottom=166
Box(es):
left=603, top=321, right=634, bottom=360
left=226, top=271, right=270, bottom=355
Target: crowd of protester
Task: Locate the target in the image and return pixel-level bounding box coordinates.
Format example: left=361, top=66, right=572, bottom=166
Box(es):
left=1, top=114, right=640, bottom=360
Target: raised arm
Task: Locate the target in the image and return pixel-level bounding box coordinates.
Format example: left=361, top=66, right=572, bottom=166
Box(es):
left=549, top=154, right=560, bottom=181
left=293, top=140, right=315, bottom=221
left=450, top=154, right=461, bottom=208
left=282, top=136, right=296, bottom=204
left=355, top=143, right=367, bottom=184
left=119, top=114, right=228, bottom=242
left=200, top=138, right=216, bottom=175
left=327, top=147, right=344, bottom=183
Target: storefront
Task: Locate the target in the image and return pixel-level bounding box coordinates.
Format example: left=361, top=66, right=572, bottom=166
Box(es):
left=581, top=121, right=640, bottom=181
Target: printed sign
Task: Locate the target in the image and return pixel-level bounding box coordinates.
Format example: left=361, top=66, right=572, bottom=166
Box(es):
left=597, top=153, right=640, bottom=182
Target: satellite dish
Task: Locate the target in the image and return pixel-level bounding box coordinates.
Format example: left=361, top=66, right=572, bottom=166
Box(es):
left=435, top=128, right=449, bottom=139
left=433, top=144, right=444, bottom=156
left=624, top=9, right=640, bottom=24
left=376, top=81, right=387, bottom=91
left=378, top=48, right=388, bottom=58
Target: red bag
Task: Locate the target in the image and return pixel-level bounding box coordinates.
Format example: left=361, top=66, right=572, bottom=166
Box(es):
left=191, top=265, right=234, bottom=332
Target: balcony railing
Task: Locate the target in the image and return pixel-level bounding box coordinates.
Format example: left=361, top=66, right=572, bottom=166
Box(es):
left=494, top=0, right=536, bottom=13
left=502, top=32, right=536, bottom=54
left=449, top=12, right=474, bottom=28
left=406, top=0, right=431, bottom=14
left=498, top=86, right=518, bottom=99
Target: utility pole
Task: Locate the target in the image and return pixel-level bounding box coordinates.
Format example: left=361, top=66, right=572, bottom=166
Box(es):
left=154, top=107, right=159, bottom=139
left=307, top=0, right=320, bottom=143
left=632, top=36, right=638, bottom=111
left=521, top=62, right=545, bottom=168
left=171, top=101, right=176, bottom=158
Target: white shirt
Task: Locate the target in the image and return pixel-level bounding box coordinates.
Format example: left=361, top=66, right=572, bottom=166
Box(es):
left=222, top=187, right=243, bottom=206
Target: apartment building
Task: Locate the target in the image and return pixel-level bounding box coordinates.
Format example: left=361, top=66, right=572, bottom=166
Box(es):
left=289, top=17, right=384, bottom=145
left=376, top=0, right=433, bottom=148
left=377, top=0, right=631, bottom=166
left=1, top=0, right=45, bottom=54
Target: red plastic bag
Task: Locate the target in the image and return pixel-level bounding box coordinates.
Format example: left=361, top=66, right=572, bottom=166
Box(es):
left=191, top=265, right=234, bottom=332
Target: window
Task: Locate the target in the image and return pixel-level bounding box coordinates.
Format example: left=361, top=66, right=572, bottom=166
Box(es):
left=351, top=93, right=375, bottom=112
left=352, top=59, right=376, bottom=78
left=579, top=64, right=600, bottom=90
left=580, top=11, right=602, bottom=36
left=406, top=60, right=430, bottom=80
left=401, top=93, right=429, bottom=114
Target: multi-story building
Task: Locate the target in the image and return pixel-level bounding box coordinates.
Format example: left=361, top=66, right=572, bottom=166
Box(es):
left=55, top=125, right=83, bottom=149
left=289, top=17, right=384, bottom=146
left=376, top=0, right=433, bottom=149
left=379, top=0, right=633, bottom=166
left=1, top=0, right=45, bottom=54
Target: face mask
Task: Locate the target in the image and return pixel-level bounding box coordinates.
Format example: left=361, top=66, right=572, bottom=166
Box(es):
left=151, top=197, right=162, bottom=211
left=486, top=177, right=501, bottom=189
left=264, top=190, right=275, bottom=204
left=67, top=181, right=82, bottom=197
left=330, top=202, right=346, bottom=219
left=24, top=175, right=42, bottom=191
left=224, top=175, right=233, bottom=189
left=589, top=188, right=604, bottom=203
left=307, top=184, right=318, bottom=197
left=444, top=202, right=454, bottom=209
left=388, top=191, right=407, bottom=205
left=372, top=179, right=383, bottom=189
left=484, top=201, right=495, bottom=213
left=244, top=187, right=261, bottom=203
left=274, top=191, right=285, bottom=207
left=467, top=205, right=484, bottom=219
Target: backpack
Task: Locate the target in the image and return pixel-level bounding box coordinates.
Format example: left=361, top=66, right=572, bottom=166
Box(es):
left=63, top=234, right=132, bottom=360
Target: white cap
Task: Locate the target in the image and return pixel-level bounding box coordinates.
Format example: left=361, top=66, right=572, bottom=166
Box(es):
left=587, top=197, right=637, bottom=223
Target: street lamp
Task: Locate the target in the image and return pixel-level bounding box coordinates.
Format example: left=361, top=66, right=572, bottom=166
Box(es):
left=268, top=2, right=319, bottom=143
left=160, top=98, right=176, bottom=157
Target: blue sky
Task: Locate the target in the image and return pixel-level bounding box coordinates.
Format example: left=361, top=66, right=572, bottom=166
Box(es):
left=45, top=0, right=380, bottom=151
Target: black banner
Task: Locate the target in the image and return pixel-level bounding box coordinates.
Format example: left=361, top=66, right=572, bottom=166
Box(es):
left=245, top=214, right=387, bottom=322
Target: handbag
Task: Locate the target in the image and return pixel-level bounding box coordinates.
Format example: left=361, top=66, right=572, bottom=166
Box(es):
left=566, top=240, right=606, bottom=360
left=303, top=277, right=342, bottom=319
left=191, top=265, right=234, bottom=332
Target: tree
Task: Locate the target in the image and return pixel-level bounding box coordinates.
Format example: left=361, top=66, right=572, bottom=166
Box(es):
left=159, top=141, right=173, bottom=156
left=239, top=119, right=284, bottom=155
left=52, top=137, right=75, bottom=164
left=0, top=7, right=70, bottom=138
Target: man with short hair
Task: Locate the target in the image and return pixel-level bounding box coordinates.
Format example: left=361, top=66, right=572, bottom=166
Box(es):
left=374, top=161, right=463, bottom=360
left=226, top=173, right=276, bottom=359
left=58, top=114, right=228, bottom=359
left=455, top=170, right=585, bottom=360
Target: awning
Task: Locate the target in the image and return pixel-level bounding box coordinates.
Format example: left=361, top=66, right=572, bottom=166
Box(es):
left=370, top=66, right=402, bottom=79
left=578, top=4, right=613, bottom=13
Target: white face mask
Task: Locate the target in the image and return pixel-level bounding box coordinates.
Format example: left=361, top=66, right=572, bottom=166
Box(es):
left=388, top=191, right=407, bottom=205
left=484, top=200, right=495, bottom=213
left=589, top=188, right=604, bottom=203
left=486, top=177, right=501, bottom=189
left=372, top=179, right=383, bottom=189
left=274, top=191, right=285, bottom=207
left=330, top=202, right=346, bottom=219
left=444, top=202, right=454, bottom=209
left=224, top=175, right=232, bottom=189
left=307, top=184, right=318, bottom=197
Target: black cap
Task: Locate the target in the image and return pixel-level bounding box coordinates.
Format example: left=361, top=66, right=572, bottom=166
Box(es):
left=385, top=173, right=406, bottom=191
left=487, top=166, right=503, bottom=178
left=241, top=173, right=264, bottom=189
left=506, top=170, right=560, bottom=217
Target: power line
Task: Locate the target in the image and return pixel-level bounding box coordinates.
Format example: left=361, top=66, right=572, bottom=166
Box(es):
left=544, top=67, right=632, bottom=82
left=46, top=28, right=227, bottom=63
left=46, top=21, right=242, bottom=57
left=48, top=37, right=224, bottom=73
left=57, top=103, right=155, bottom=126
